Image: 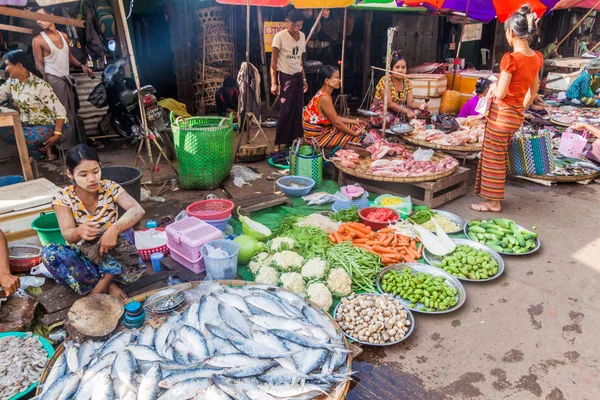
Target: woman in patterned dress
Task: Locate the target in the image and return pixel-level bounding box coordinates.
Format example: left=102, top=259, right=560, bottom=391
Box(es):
left=369, top=54, right=428, bottom=127
left=41, top=145, right=146, bottom=301
left=302, top=66, right=367, bottom=148
left=0, top=50, right=71, bottom=160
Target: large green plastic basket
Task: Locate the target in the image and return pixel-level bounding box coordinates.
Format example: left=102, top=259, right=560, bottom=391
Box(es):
left=171, top=113, right=234, bottom=189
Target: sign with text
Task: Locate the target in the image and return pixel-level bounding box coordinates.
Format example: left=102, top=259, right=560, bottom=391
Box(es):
left=462, top=23, right=483, bottom=42
left=264, top=21, right=286, bottom=52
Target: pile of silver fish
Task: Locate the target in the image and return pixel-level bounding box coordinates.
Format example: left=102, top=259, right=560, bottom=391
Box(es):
left=39, top=283, right=352, bottom=400
left=0, top=334, right=49, bottom=399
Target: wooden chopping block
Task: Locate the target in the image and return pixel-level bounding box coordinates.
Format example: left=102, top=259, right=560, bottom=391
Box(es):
left=66, top=294, right=124, bottom=343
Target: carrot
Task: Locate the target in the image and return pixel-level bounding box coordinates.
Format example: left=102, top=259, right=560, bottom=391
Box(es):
left=328, top=233, right=336, bottom=242
left=382, top=235, right=394, bottom=247
left=381, top=257, right=399, bottom=264
left=366, top=240, right=382, bottom=246
left=353, top=238, right=368, bottom=244
left=346, top=228, right=366, bottom=239
left=339, top=235, right=352, bottom=242
left=347, top=231, right=357, bottom=239
left=373, top=245, right=399, bottom=254
left=409, top=239, right=417, bottom=250
left=405, top=246, right=418, bottom=259
left=415, top=243, right=423, bottom=258
left=378, top=227, right=395, bottom=234
left=381, top=253, right=401, bottom=260
left=348, top=223, right=371, bottom=235
left=332, top=232, right=342, bottom=244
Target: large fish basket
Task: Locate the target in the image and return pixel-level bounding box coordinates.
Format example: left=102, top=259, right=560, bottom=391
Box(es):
left=36, top=280, right=352, bottom=400
left=195, top=64, right=230, bottom=83
left=197, top=37, right=234, bottom=67
left=195, top=6, right=224, bottom=27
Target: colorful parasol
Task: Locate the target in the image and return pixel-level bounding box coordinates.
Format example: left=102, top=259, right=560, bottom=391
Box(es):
left=554, top=0, right=600, bottom=8
left=395, top=0, right=560, bottom=22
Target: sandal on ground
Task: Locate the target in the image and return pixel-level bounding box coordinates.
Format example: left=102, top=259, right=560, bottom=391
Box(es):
left=470, top=202, right=501, bottom=213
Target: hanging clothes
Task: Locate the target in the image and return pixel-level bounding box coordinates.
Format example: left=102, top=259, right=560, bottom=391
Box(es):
left=237, top=62, right=261, bottom=122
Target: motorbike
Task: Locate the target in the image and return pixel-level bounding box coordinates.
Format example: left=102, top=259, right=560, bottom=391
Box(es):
left=91, top=59, right=176, bottom=160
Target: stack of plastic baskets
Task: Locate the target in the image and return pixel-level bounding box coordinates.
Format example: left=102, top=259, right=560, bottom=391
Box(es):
left=165, top=217, right=222, bottom=273
left=186, top=199, right=234, bottom=231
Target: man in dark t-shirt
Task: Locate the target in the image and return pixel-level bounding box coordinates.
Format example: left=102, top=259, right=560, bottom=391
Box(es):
left=215, top=76, right=238, bottom=121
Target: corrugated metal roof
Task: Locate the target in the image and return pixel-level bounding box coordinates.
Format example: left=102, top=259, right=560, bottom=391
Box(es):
left=74, top=72, right=108, bottom=137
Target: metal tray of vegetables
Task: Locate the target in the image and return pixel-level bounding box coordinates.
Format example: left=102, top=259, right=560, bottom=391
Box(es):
left=333, top=293, right=415, bottom=346
left=376, top=262, right=466, bottom=314
left=423, top=238, right=505, bottom=282
left=464, top=218, right=540, bottom=256
left=407, top=209, right=465, bottom=235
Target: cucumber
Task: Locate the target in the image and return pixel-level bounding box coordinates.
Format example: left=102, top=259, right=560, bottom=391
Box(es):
left=487, top=243, right=504, bottom=253
left=522, top=232, right=538, bottom=240
left=493, top=218, right=512, bottom=229
left=487, top=229, right=505, bottom=237
left=469, top=221, right=481, bottom=226
left=468, top=226, right=486, bottom=234
left=468, top=232, right=480, bottom=242
left=482, top=223, right=502, bottom=230
left=506, top=235, right=516, bottom=245
left=511, top=223, right=526, bottom=247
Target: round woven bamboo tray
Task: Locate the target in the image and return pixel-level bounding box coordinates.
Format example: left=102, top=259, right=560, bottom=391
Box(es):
left=36, top=280, right=351, bottom=400
left=550, top=118, right=572, bottom=128
left=334, top=149, right=458, bottom=183
left=519, top=170, right=600, bottom=182
left=196, top=6, right=224, bottom=27
left=400, top=134, right=482, bottom=152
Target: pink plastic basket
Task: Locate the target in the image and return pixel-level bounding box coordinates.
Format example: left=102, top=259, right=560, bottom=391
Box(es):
left=558, top=128, right=588, bottom=158
left=165, top=217, right=222, bottom=261
left=170, top=247, right=206, bottom=274
left=186, top=199, right=234, bottom=221
left=137, top=228, right=170, bottom=261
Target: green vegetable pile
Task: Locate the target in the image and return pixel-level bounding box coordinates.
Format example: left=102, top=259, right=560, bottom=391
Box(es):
left=407, top=209, right=434, bottom=224
left=466, top=218, right=538, bottom=254
left=381, top=268, right=458, bottom=312
left=273, top=216, right=332, bottom=260
left=326, top=242, right=381, bottom=293
left=435, top=244, right=499, bottom=280
left=330, top=207, right=360, bottom=223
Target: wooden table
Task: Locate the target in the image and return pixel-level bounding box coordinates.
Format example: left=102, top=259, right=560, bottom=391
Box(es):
left=544, top=57, right=591, bottom=71
left=0, top=107, right=33, bottom=181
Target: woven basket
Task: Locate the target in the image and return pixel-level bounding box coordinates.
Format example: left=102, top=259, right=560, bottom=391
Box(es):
left=196, top=6, right=224, bottom=27
left=195, top=64, right=230, bottom=82
left=198, top=39, right=234, bottom=67
left=171, top=113, right=234, bottom=189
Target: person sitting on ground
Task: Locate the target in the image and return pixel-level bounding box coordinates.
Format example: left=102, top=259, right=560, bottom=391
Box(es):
left=528, top=94, right=552, bottom=114
left=458, top=78, right=492, bottom=118
left=0, top=50, right=71, bottom=160
left=540, top=37, right=560, bottom=60
left=369, top=54, right=428, bottom=127
left=565, top=58, right=600, bottom=107
left=215, top=76, right=239, bottom=122
left=41, top=144, right=146, bottom=302
left=302, top=66, right=366, bottom=148
left=0, top=229, right=20, bottom=296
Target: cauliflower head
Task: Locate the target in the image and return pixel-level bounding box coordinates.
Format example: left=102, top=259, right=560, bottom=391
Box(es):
left=248, top=252, right=273, bottom=275
left=255, top=266, right=280, bottom=285
left=301, top=257, right=327, bottom=280
left=305, top=282, right=333, bottom=311
left=326, top=268, right=352, bottom=297
left=272, top=251, right=304, bottom=271
left=269, top=237, right=295, bottom=252
left=279, top=272, right=306, bottom=294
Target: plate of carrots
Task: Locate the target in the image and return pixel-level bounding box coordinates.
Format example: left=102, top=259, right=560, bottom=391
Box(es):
left=328, top=222, right=423, bottom=265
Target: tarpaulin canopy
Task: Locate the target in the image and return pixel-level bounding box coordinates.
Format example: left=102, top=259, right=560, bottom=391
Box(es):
left=395, top=0, right=560, bottom=22
left=216, top=0, right=353, bottom=7
left=554, top=0, right=600, bottom=9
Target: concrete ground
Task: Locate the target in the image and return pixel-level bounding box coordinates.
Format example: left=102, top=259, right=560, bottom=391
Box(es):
left=1, top=127, right=599, bottom=400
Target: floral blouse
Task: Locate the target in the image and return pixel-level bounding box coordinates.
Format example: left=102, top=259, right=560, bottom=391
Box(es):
left=0, top=73, right=67, bottom=125
left=374, top=76, right=413, bottom=104
left=303, top=90, right=332, bottom=126
left=52, top=180, right=124, bottom=231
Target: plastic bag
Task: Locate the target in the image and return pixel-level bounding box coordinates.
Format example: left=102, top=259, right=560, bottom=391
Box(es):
left=434, top=114, right=460, bottom=134
left=230, top=165, right=263, bottom=188
left=135, top=229, right=168, bottom=250
left=204, top=244, right=229, bottom=259
left=301, top=192, right=337, bottom=205
left=413, top=148, right=434, bottom=162
left=373, top=194, right=413, bottom=219
left=30, top=263, right=54, bottom=279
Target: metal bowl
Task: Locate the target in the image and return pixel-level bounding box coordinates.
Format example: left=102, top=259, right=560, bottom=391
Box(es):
left=376, top=262, right=466, bottom=314
left=390, top=123, right=414, bottom=135
left=423, top=238, right=505, bottom=282
left=333, top=293, right=415, bottom=346
left=144, top=288, right=185, bottom=314
left=357, top=108, right=378, bottom=117
left=420, top=210, right=466, bottom=235
left=463, top=218, right=541, bottom=256
left=261, top=119, right=277, bottom=128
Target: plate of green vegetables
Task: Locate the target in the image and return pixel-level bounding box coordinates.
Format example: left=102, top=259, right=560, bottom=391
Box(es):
left=464, top=218, right=540, bottom=256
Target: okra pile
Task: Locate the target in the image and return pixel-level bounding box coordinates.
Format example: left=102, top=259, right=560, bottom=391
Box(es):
left=381, top=268, right=458, bottom=312
left=435, top=244, right=499, bottom=280
left=466, top=218, right=538, bottom=254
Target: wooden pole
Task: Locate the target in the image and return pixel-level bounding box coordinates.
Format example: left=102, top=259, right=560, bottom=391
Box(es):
left=451, top=0, right=472, bottom=89
left=110, top=0, right=131, bottom=75
left=362, top=11, right=372, bottom=96
left=306, top=9, right=324, bottom=43
left=589, top=39, right=600, bottom=53
left=382, top=27, right=397, bottom=136
left=0, top=24, right=33, bottom=35
left=257, top=7, right=271, bottom=109
left=370, top=66, right=408, bottom=77
left=556, top=0, right=600, bottom=50
left=0, top=6, right=84, bottom=27
left=340, top=8, right=347, bottom=96
left=245, top=0, right=251, bottom=138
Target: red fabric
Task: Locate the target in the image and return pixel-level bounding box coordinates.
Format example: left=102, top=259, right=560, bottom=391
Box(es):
left=499, top=51, right=543, bottom=108
left=554, top=0, right=600, bottom=9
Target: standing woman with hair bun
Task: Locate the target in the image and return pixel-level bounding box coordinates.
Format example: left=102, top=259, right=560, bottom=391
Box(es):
left=471, top=5, right=543, bottom=213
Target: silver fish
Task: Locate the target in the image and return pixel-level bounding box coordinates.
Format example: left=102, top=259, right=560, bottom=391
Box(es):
left=182, top=303, right=200, bottom=330
left=57, top=374, right=81, bottom=400
left=172, top=342, right=190, bottom=365
left=179, top=326, right=209, bottom=360
left=257, top=367, right=302, bottom=386
left=198, top=296, right=221, bottom=334
left=228, top=337, right=293, bottom=359
left=218, top=303, right=251, bottom=338
left=74, top=371, right=102, bottom=400
left=137, top=363, right=162, bottom=400
left=155, top=313, right=181, bottom=358
left=205, top=385, right=233, bottom=400
left=91, top=373, right=114, bottom=400
left=210, top=337, right=239, bottom=356
left=212, top=378, right=252, bottom=400
left=127, top=345, right=163, bottom=362
left=259, top=383, right=328, bottom=398
left=205, top=323, right=243, bottom=341
left=293, top=348, right=328, bottom=375
left=138, top=326, right=156, bottom=347
left=41, top=353, right=67, bottom=395
left=158, top=367, right=221, bottom=389
left=81, top=353, right=117, bottom=384
left=156, top=378, right=209, bottom=400
left=66, top=343, right=80, bottom=373
left=77, top=341, right=96, bottom=371
left=204, top=354, right=258, bottom=369
left=244, top=295, right=289, bottom=318
left=218, top=293, right=251, bottom=315
left=40, top=374, right=70, bottom=400
left=302, top=306, right=338, bottom=339
left=269, top=329, right=337, bottom=349
left=114, top=350, right=137, bottom=391
left=99, top=330, right=136, bottom=358
left=251, top=330, right=288, bottom=353
left=223, top=360, right=278, bottom=379
left=248, top=315, right=310, bottom=331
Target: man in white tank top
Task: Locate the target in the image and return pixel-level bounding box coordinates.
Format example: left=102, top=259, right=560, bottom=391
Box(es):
left=32, top=8, right=94, bottom=151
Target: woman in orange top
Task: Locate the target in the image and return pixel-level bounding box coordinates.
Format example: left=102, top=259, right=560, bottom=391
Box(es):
left=471, top=5, right=543, bottom=213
